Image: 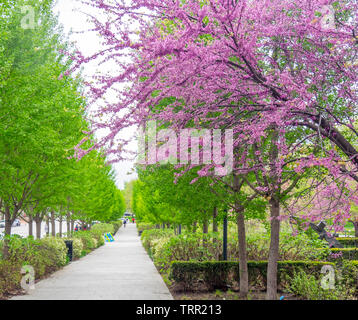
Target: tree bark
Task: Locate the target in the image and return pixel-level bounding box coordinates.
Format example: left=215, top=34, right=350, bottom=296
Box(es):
left=349, top=220, right=358, bottom=238
left=34, top=212, right=43, bottom=239
left=46, top=218, right=50, bottom=236
left=59, top=215, right=63, bottom=238
left=213, top=207, right=218, bottom=233
left=266, top=198, right=280, bottom=300
left=237, top=211, right=249, bottom=297
left=203, top=219, right=208, bottom=233
left=51, top=211, right=56, bottom=236
left=28, top=215, right=33, bottom=237
left=70, top=219, right=74, bottom=234
left=3, top=206, right=14, bottom=258
left=213, top=207, right=218, bottom=250
left=66, top=213, right=71, bottom=236
left=35, top=219, right=42, bottom=239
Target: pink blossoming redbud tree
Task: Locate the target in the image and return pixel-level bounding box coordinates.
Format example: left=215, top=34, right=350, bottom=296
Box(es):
left=74, top=0, right=358, bottom=299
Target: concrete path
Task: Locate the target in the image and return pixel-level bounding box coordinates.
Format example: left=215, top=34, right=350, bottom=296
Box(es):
left=12, top=223, right=173, bottom=300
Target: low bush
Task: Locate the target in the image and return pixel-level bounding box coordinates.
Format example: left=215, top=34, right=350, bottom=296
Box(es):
left=137, top=222, right=157, bottom=235
left=5, top=235, right=68, bottom=278
left=91, top=223, right=114, bottom=236
left=62, top=238, right=83, bottom=259
left=317, top=248, right=358, bottom=261
left=141, top=229, right=328, bottom=270
left=335, top=237, right=358, bottom=248
left=0, top=221, right=121, bottom=298
left=0, top=234, right=69, bottom=298
left=110, top=220, right=123, bottom=234
left=141, top=229, right=174, bottom=253
left=73, top=231, right=97, bottom=251
left=0, top=260, right=22, bottom=298
left=286, top=265, right=356, bottom=300
left=169, top=260, right=336, bottom=292
left=39, top=237, right=67, bottom=268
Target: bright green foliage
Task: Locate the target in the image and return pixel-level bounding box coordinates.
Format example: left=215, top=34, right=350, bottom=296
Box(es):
left=133, top=164, right=222, bottom=226
left=0, top=0, right=126, bottom=248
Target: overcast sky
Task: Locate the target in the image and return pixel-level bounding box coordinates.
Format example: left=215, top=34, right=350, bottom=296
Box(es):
left=53, top=0, right=137, bottom=190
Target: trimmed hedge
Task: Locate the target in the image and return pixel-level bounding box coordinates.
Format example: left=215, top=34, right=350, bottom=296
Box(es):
left=110, top=220, right=123, bottom=234
left=317, top=248, right=358, bottom=260
left=0, top=235, right=68, bottom=298
left=169, top=260, right=335, bottom=291
left=335, top=237, right=358, bottom=248
left=137, top=222, right=157, bottom=236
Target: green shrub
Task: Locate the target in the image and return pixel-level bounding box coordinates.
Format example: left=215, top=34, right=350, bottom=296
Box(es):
left=90, top=222, right=119, bottom=247
left=169, top=261, right=336, bottom=292
left=141, top=228, right=328, bottom=271
left=4, top=235, right=67, bottom=278
left=91, top=223, right=114, bottom=235
left=0, top=260, right=22, bottom=298
left=286, top=269, right=355, bottom=300
left=335, top=237, right=358, bottom=248
left=0, top=226, right=114, bottom=298
left=137, top=222, right=157, bottom=235
left=141, top=229, right=174, bottom=252
left=109, top=220, right=123, bottom=233
left=63, top=238, right=83, bottom=259
left=317, top=248, right=358, bottom=260
left=246, top=231, right=327, bottom=261
left=141, top=226, right=328, bottom=271
left=39, top=237, right=67, bottom=267
left=73, top=231, right=97, bottom=251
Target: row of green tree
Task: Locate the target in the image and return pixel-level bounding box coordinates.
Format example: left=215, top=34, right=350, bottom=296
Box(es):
left=0, top=0, right=126, bottom=257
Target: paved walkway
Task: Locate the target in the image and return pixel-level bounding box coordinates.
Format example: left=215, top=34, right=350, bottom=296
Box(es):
left=12, top=223, right=173, bottom=300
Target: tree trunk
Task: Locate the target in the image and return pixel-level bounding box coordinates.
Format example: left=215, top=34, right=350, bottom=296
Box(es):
left=237, top=211, right=249, bottom=297
left=70, top=219, right=74, bottom=234
left=202, top=218, right=209, bottom=247
left=66, top=213, right=71, bottom=236
left=35, top=218, right=42, bottom=239
left=193, top=221, right=197, bottom=233
left=3, top=206, right=13, bottom=258
left=203, top=219, right=208, bottom=233
left=213, top=207, right=218, bottom=251
left=46, top=218, right=50, bottom=236
left=266, top=198, right=280, bottom=300
left=59, top=215, right=63, bottom=238
left=350, top=221, right=358, bottom=238
left=51, top=211, right=56, bottom=236
left=28, top=215, right=33, bottom=237
left=213, top=207, right=218, bottom=232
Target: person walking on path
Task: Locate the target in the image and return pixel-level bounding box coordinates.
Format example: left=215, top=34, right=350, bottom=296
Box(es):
left=123, top=219, right=127, bottom=228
